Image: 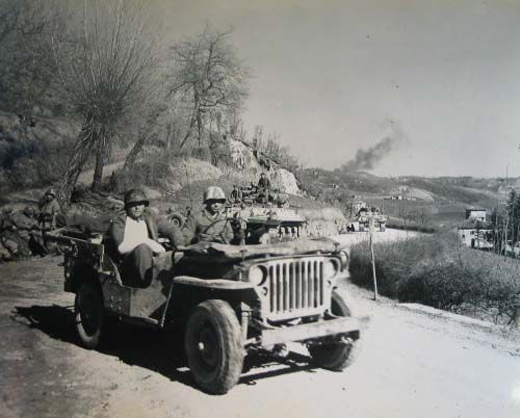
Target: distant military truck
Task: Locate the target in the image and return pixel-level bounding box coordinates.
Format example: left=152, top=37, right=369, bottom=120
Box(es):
left=48, top=228, right=367, bottom=394
left=347, top=204, right=387, bottom=232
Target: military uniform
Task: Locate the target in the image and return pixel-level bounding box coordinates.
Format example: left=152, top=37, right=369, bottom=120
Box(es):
left=110, top=189, right=184, bottom=288
left=38, top=197, right=61, bottom=230
left=184, top=208, right=234, bottom=245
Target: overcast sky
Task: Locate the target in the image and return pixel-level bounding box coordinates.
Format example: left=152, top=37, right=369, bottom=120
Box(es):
left=157, top=0, right=520, bottom=177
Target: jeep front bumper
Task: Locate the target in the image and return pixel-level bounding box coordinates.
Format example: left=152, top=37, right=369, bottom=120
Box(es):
left=259, top=315, right=370, bottom=347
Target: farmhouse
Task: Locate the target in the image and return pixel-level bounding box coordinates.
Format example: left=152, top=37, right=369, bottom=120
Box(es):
left=457, top=220, right=493, bottom=249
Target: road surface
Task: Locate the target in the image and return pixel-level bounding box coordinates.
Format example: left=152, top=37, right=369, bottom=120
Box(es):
left=1, top=232, right=520, bottom=418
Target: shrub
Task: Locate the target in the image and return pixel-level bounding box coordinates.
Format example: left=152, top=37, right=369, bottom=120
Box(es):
left=349, top=232, right=520, bottom=325
left=385, top=217, right=437, bottom=233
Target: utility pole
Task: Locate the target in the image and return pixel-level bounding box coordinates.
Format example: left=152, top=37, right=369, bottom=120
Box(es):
left=369, top=214, right=378, bottom=301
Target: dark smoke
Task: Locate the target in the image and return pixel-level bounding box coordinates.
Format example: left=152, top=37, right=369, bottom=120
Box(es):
left=341, top=137, right=396, bottom=172
left=341, top=120, right=407, bottom=172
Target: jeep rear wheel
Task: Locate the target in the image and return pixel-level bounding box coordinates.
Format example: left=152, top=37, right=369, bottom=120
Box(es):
left=185, top=300, right=244, bottom=394
left=75, top=283, right=104, bottom=349
left=308, top=288, right=361, bottom=371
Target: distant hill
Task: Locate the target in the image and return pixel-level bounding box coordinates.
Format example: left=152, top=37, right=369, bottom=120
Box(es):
left=299, top=168, right=510, bottom=227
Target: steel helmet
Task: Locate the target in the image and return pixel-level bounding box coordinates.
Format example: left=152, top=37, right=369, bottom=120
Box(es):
left=45, top=188, right=57, bottom=198
left=203, top=186, right=226, bottom=203
left=124, top=189, right=149, bottom=207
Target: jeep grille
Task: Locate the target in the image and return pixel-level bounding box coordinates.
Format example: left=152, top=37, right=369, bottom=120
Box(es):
left=259, top=257, right=330, bottom=321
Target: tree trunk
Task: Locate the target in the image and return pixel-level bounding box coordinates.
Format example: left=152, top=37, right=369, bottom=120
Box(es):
left=57, top=122, right=97, bottom=205
left=124, top=131, right=147, bottom=170
left=124, top=103, right=166, bottom=168
left=91, top=130, right=107, bottom=192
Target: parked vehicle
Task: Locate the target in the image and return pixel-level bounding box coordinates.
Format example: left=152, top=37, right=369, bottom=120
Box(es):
left=48, top=228, right=367, bottom=394
left=347, top=207, right=387, bottom=232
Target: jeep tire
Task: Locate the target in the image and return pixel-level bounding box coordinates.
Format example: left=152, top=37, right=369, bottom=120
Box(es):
left=185, top=299, right=244, bottom=394
left=308, top=288, right=361, bottom=371
left=168, top=213, right=185, bottom=229
left=75, top=282, right=104, bottom=349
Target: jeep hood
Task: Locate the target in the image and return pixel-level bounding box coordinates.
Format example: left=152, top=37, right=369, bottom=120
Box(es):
left=183, top=237, right=342, bottom=261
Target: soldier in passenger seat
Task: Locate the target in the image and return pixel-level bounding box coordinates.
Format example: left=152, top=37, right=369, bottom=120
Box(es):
left=110, top=189, right=184, bottom=288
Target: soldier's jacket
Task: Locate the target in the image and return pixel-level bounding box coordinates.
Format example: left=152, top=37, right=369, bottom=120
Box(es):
left=110, top=208, right=184, bottom=251
left=38, top=198, right=61, bottom=229
left=183, top=208, right=234, bottom=245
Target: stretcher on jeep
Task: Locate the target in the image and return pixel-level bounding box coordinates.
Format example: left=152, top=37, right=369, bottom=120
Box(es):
left=47, top=228, right=368, bottom=394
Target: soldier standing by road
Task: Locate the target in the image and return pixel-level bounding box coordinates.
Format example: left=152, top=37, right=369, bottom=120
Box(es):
left=38, top=188, right=61, bottom=231
left=184, top=186, right=235, bottom=245
left=34, top=189, right=62, bottom=254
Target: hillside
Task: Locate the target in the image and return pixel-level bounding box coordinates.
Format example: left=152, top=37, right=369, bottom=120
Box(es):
left=299, top=168, right=509, bottom=227
left=0, top=109, right=511, bottom=232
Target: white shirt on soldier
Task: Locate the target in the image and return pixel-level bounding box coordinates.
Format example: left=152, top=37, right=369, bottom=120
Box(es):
left=117, top=216, right=165, bottom=255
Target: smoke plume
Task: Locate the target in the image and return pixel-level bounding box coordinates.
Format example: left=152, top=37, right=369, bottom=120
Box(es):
left=341, top=119, right=407, bottom=173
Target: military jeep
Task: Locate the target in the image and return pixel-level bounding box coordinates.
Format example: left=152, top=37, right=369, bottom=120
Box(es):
left=48, top=228, right=366, bottom=394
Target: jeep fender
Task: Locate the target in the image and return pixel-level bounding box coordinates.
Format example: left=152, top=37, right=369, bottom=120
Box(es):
left=171, top=275, right=260, bottom=324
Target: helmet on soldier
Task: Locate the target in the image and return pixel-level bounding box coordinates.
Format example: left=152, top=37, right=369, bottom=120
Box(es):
left=46, top=188, right=57, bottom=198
left=203, top=186, right=226, bottom=203
left=124, top=189, right=149, bottom=207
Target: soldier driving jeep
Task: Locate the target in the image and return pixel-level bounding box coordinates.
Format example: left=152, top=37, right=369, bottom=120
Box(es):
left=183, top=186, right=235, bottom=245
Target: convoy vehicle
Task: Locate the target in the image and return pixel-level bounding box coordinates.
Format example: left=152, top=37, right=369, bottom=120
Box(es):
left=48, top=228, right=367, bottom=394
left=347, top=206, right=387, bottom=232
left=227, top=185, right=307, bottom=243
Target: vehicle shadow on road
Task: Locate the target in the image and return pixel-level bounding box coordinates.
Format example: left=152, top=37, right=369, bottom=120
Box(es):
left=239, top=351, right=318, bottom=387
left=12, top=304, right=318, bottom=392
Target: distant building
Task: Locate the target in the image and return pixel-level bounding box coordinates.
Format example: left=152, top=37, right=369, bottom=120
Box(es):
left=457, top=220, right=493, bottom=250
left=465, top=208, right=487, bottom=223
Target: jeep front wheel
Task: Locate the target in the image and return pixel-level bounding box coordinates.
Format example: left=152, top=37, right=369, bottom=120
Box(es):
left=184, top=300, right=244, bottom=394
left=74, top=282, right=104, bottom=349
left=308, top=288, right=361, bottom=371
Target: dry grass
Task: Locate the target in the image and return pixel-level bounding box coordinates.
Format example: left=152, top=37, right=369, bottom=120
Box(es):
left=350, top=232, right=520, bottom=325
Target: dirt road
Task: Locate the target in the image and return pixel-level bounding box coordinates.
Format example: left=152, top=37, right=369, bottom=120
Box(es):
left=1, top=234, right=520, bottom=418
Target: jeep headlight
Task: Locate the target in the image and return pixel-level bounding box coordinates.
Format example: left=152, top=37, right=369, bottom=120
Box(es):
left=249, top=266, right=267, bottom=286
left=339, top=251, right=349, bottom=270
left=323, top=259, right=339, bottom=279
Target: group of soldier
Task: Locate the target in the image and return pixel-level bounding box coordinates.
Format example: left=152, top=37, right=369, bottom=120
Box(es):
left=0, top=173, right=280, bottom=272
left=0, top=188, right=61, bottom=262
left=230, top=172, right=288, bottom=207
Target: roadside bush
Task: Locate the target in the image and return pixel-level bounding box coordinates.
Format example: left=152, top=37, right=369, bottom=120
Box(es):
left=349, top=232, right=520, bottom=325
left=385, top=217, right=437, bottom=233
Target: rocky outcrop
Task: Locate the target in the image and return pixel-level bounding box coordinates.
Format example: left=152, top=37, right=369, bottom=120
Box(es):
left=229, top=139, right=301, bottom=195
left=161, top=158, right=223, bottom=193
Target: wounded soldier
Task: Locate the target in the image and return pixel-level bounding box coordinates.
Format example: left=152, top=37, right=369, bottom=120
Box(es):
left=110, top=189, right=184, bottom=288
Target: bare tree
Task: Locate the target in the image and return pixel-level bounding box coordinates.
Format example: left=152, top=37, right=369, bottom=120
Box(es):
left=169, top=27, right=250, bottom=150
left=49, top=0, right=161, bottom=201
